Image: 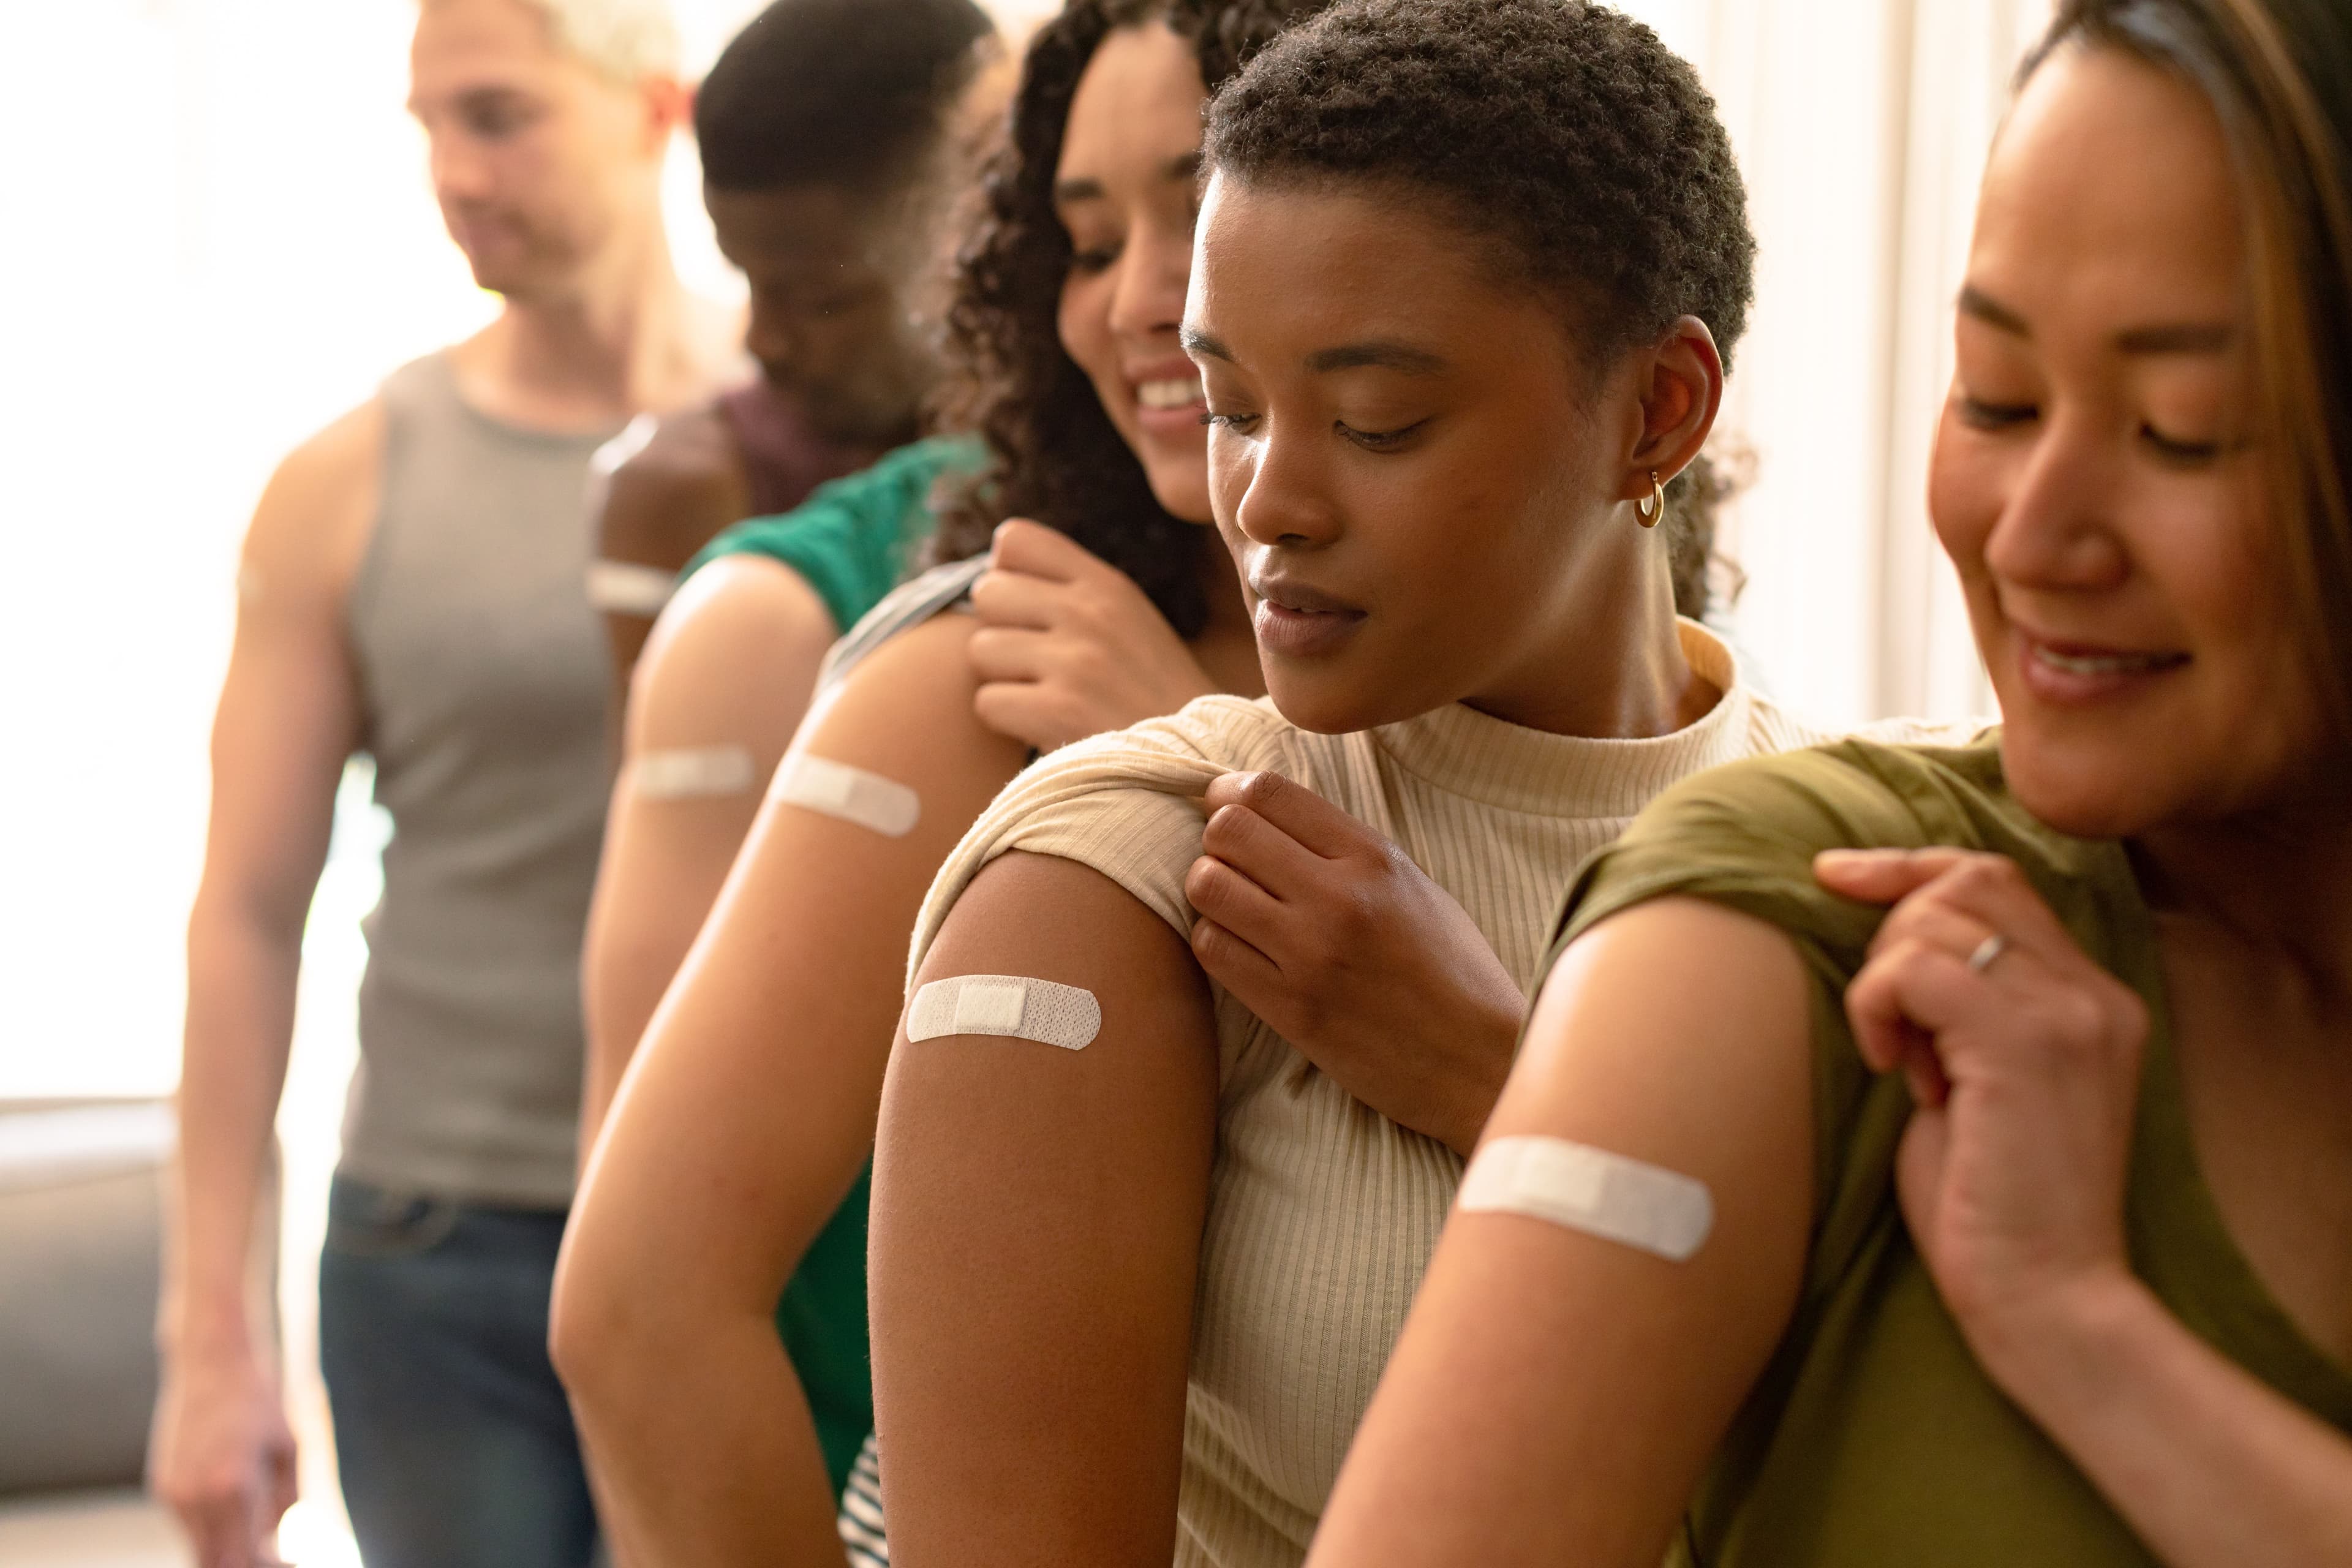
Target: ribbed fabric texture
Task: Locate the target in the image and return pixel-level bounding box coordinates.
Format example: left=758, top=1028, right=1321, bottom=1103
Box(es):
left=908, top=622, right=1912, bottom=1567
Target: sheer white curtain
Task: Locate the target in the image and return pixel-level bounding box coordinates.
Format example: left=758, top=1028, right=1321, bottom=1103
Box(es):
left=1624, top=0, right=2054, bottom=726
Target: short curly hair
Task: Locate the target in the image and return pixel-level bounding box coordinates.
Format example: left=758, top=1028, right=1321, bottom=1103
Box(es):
left=923, top=0, right=1332, bottom=638
left=1204, top=0, right=1757, bottom=616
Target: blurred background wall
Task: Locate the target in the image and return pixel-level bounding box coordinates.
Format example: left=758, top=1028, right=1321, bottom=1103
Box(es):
left=0, top=0, right=2046, bottom=1559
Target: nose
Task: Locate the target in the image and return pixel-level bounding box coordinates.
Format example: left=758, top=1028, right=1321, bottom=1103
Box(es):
left=745, top=300, right=803, bottom=383
left=427, top=126, right=495, bottom=206
left=1106, top=215, right=1192, bottom=344
left=1227, top=417, right=1341, bottom=552
left=1982, top=408, right=2131, bottom=592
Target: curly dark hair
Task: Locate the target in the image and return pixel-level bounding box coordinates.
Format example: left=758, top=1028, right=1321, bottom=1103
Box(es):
left=922, top=0, right=1332, bottom=638
left=1204, top=0, right=1757, bottom=617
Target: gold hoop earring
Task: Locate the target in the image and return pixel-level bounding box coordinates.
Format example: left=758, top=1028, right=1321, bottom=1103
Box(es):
left=1634, top=470, right=1665, bottom=529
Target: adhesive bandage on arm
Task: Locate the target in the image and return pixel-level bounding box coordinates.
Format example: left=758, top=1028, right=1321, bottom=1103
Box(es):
left=907, top=976, right=1102, bottom=1050
left=587, top=559, right=679, bottom=617
left=633, top=745, right=758, bottom=800
left=1457, top=1136, right=1714, bottom=1262
left=774, top=755, right=921, bottom=837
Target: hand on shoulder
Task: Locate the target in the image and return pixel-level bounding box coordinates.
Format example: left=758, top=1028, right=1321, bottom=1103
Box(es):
left=965, top=519, right=1217, bottom=753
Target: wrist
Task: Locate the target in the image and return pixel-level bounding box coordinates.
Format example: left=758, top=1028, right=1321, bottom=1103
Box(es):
left=1963, top=1267, right=2163, bottom=1424
left=1438, top=997, right=1525, bottom=1159
left=160, top=1289, right=260, bottom=1362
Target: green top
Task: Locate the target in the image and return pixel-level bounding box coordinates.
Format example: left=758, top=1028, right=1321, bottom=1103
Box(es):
left=685, top=434, right=987, bottom=638
left=682, top=431, right=987, bottom=1500
left=1545, top=734, right=2352, bottom=1567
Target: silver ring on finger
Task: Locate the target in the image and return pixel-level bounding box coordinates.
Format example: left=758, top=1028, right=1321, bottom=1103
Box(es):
left=1966, top=932, right=2008, bottom=974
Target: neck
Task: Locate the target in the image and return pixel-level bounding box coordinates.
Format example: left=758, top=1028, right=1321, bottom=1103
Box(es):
left=2133, top=785, right=2352, bottom=1008
left=1471, top=519, right=1706, bottom=739
left=462, top=200, right=722, bottom=433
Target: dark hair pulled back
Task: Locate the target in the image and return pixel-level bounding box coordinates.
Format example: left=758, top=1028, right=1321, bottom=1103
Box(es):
left=924, top=0, right=1330, bottom=638
left=1204, top=0, right=1757, bottom=617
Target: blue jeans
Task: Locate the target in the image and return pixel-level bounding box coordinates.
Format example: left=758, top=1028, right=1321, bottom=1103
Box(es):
left=318, top=1175, right=598, bottom=1568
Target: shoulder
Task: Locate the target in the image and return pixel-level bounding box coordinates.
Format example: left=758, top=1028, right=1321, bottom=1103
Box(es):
left=1555, top=734, right=2027, bottom=973
left=595, top=402, right=749, bottom=568
left=627, top=554, right=834, bottom=748
left=805, top=606, right=1028, bottom=786
left=243, top=397, right=385, bottom=604
left=690, top=437, right=982, bottom=630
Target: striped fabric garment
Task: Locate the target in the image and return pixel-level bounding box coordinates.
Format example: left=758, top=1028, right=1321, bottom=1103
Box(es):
left=838, top=1432, right=888, bottom=1566
left=898, top=622, right=1976, bottom=1566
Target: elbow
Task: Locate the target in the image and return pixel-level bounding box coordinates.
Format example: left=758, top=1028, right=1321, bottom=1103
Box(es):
left=547, top=1227, right=644, bottom=1417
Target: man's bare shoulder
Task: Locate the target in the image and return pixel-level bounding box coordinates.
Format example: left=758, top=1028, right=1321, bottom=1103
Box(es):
left=597, top=402, right=751, bottom=569
left=241, top=397, right=386, bottom=606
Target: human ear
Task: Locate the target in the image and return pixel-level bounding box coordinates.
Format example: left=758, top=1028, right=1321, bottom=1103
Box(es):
left=636, top=73, right=692, bottom=155
left=1618, top=315, right=1724, bottom=502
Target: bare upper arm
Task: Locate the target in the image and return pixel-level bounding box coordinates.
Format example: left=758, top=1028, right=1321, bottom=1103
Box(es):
left=578, top=553, right=842, bottom=1135
left=624, top=554, right=836, bottom=760
left=199, top=400, right=382, bottom=935
left=1309, top=897, right=1817, bottom=1568
left=871, top=849, right=1217, bottom=1568
left=594, top=407, right=752, bottom=685
left=594, top=406, right=750, bottom=570
left=565, top=608, right=1031, bottom=1326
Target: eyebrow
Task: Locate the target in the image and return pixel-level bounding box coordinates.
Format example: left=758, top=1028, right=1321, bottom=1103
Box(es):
left=1958, top=285, right=2236, bottom=355
left=1053, top=150, right=1204, bottom=207
left=1180, top=329, right=1449, bottom=378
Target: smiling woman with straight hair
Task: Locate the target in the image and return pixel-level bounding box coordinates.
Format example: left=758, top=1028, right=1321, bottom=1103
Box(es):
left=1306, top=1, right=2352, bottom=1564
left=864, top=3, right=1953, bottom=1564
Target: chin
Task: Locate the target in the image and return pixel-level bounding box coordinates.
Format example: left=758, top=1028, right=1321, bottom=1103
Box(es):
left=1261, top=665, right=1407, bottom=737
left=1998, top=730, right=2170, bottom=842
left=1137, top=451, right=1213, bottom=525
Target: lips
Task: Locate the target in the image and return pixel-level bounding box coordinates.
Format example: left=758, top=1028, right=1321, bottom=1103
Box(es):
left=1136, top=377, right=1202, bottom=410
left=2015, top=629, right=2189, bottom=704
left=1250, top=575, right=1366, bottom=659
left=1126, top=361, right=1204, bottom=436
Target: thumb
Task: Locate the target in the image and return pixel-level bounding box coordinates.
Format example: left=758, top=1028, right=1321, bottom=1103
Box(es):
left=1813, top=846, right=1973, bottom=908
left=989, top=518, right=1095, bottom=583
left=1202, top=770, right=1368, bottom=860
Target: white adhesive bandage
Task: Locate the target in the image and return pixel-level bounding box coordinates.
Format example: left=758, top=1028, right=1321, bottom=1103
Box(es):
left=907, top=976, right=1102, bottom=1050
left=634, top=745, right=757, bottom=800
left=1458, top=1136, right=1714, bottom=1262
left=586, top=559, right=679, bottom=616
left=775, top=755, right=921, bottom=837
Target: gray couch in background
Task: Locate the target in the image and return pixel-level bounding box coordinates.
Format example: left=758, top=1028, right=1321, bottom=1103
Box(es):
left=0, top=1098, right=186, bottom=1566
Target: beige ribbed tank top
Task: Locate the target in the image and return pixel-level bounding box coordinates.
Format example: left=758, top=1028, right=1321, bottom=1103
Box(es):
left=910, top=621, right=1882, bottom=1567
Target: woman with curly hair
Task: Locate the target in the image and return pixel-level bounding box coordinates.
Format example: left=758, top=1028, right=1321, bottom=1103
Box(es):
left=550, top=2, right=1372, bottom=1561
left=865, top=2, right=1956, bottom=1563
left=1307, top=1, right=2352, bottom=1564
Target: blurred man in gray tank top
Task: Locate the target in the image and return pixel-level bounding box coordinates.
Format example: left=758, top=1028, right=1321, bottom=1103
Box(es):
left=152, top=3, right=735, bottom=1564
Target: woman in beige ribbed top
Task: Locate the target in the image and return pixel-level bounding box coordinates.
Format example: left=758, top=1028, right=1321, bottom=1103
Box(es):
left=868, top=4, right=1866, bottom=1565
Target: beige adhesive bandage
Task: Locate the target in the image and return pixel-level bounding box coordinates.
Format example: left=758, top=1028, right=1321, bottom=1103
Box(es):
left=586, top=559, right=679, bottom=617
left=775, top=755, right=921, bottom=837
left=907, top=976, right=1101, bottom=1050
left=634, top=745, right=757, bottom=801
left=1458, top=1136, right=1714, bottom=1262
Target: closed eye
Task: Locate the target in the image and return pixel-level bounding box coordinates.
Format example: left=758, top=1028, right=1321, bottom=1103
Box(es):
left=1956, top=395, right=2037, bottom=431
left=2141, top=425, right=2228, bottom=464
left=1338, top=419, right=1428, bottom=452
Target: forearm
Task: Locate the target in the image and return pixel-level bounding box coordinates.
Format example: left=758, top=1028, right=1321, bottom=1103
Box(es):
left=167, top=906, right=301, bottom=1351
left=570, top=1303, right=845, bottom=1568
left=1981, top=1276, right=2352, bottom=1566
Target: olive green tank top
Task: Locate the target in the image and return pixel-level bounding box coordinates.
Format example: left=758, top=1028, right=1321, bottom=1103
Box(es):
left=1545, top=734, right=2352, bottom=1567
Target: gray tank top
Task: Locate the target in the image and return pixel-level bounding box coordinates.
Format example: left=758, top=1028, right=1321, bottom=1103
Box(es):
left=341, top=353, right=620, bottom=1208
